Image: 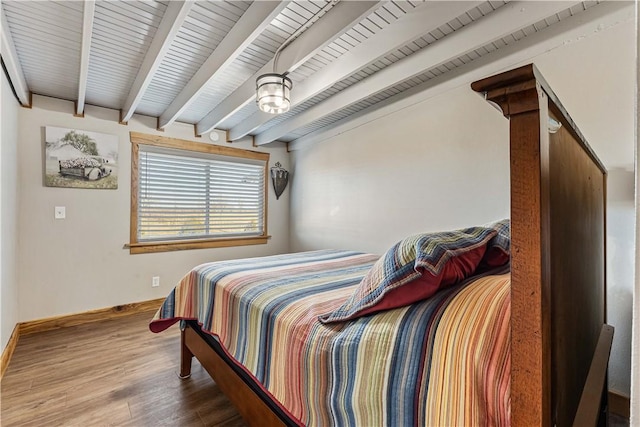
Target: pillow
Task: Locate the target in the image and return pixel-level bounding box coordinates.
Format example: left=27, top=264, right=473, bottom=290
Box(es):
left=480, top=219, right=511, bottom=268
left=318, top=225, right=503, bottom=324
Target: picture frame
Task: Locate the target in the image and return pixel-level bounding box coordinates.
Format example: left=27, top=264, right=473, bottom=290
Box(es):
left=44, top=126, right=118, bottom=189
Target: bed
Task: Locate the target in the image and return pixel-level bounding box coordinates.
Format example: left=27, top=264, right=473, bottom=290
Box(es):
left=149, top=64, right=613, bottom=427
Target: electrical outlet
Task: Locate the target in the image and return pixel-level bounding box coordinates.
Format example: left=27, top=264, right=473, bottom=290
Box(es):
left=152, top=276, right=160, bottom=287
left=54, top=206, right=66, bottom=219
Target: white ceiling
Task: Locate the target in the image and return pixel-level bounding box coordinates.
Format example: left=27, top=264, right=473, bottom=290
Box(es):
left=0, top=0, right=620, bottom=147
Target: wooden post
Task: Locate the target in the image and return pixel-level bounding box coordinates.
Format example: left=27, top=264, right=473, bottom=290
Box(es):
left=179, top=326, right=193, bottom=379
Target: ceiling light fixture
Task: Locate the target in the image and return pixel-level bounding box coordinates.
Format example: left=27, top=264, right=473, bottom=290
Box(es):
left=255, top=0, right=337, bottom=115
left=256, top=73, right=292, bottom=114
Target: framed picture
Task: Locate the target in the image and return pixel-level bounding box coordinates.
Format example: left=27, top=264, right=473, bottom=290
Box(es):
left=44, top=126, right=118, bottom=189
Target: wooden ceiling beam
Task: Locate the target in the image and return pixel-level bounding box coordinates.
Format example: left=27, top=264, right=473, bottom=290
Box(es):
left=76, top=0, right=96, bottom=116
left=0, top=9, right=30, bottom=106
left=120, top=0, right=194, bottom=124
left=227, top=1, right=483, bottom=142
left=195, top=1, right=380, bottom=137
left=156, top=0, right=288, bottom=130
left=288, top=1, right=631, bottom=151
left=254, top=1, right=577, bottom=146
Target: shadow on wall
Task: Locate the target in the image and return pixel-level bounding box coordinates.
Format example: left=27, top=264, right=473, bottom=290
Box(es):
left=606, top=167, right=635, bottom=396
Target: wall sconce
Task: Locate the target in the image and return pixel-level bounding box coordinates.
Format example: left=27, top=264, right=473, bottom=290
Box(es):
left=270, top=162, right=289, bottom=200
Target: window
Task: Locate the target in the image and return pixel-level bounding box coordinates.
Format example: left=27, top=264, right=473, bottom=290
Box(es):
left=128, top=132, right=269, bottom=254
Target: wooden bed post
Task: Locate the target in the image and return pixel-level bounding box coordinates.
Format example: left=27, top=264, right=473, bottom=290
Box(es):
left=508, top=95, right=554, bottom=427
left=473, top=68, right=553, bottom=427
left=472, top=65, right=608, bottom=427
left=180, top=325, right=193, bottom=379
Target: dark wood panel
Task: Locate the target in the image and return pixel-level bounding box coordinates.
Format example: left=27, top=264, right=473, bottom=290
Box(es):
left=548, top=108, right=606, bottom=426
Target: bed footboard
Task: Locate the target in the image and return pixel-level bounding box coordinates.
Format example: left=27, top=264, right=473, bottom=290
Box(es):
left=472, top=64, right=609, bottom=427
left=180, top=323, right=290, bottom=426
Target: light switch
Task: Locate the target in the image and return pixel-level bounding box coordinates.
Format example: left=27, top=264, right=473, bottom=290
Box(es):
left=55, top=206, right=66, bottom=219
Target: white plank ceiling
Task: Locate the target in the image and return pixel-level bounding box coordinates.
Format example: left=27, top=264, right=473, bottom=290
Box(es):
left=0, top=0, right=619, bottom=147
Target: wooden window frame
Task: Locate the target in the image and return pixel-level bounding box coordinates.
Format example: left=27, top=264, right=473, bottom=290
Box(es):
left=127, top=132, right=270, bottom=254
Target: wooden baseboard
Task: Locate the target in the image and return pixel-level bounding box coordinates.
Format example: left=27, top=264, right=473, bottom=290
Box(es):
left=1, top=298, right=164, bottom=379
left=1, top=324, right=20, bottom=380
left=609, top=390, right=630, bottom=418
left=20, top=298, right=165, bottom=336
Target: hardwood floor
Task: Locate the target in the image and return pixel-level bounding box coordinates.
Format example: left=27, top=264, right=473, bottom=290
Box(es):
left=1, top=311, right=246, bottom=426
left=3, top=310, right=629, bottom=427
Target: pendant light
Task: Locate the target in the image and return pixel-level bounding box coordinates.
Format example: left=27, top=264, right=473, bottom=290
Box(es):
left=256, top=73, right=292, bottom=114
left=255, top=0, right=337, bottom=115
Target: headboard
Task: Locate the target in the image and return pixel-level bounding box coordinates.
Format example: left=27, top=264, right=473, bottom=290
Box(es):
left=472, top=64, right=610, bottom=427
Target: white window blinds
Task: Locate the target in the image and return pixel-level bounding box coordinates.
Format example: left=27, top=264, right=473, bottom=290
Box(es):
left=137, top=146, right=266, bottom=242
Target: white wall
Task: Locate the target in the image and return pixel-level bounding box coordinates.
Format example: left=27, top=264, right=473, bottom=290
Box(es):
left=531, top=6, right=636, bottom=398
left=17, top=96, right=290, bottom=322
left=290, top=13, right=635, bottom=396
left=608, top=169, right=635, bottom=395
left=290, top=84, right=510, bottom=254
left=1, top=70, right=20, bottom=351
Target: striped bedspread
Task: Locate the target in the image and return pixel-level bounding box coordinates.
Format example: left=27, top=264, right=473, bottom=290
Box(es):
left=150, top=250, right=511, bottom=426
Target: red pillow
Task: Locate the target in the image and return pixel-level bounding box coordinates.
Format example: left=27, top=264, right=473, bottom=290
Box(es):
left=319, top=225, right=504, bottom=324
left=346, top=245, right=487, bottom=318
left=482, top=247, right=510, bottom=268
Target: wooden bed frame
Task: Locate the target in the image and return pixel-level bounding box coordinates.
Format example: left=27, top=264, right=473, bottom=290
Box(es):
left=178, top=64, right=614, bottom=427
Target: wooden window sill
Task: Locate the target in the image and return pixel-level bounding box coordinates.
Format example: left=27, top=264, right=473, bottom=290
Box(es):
left=125, top=236, right=270, bottom=254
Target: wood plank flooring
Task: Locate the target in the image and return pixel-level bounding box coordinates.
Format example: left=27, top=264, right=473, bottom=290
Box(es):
left=1, top=311, right=246, bottom=426
left=3, top=310, right=629, bottom=427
